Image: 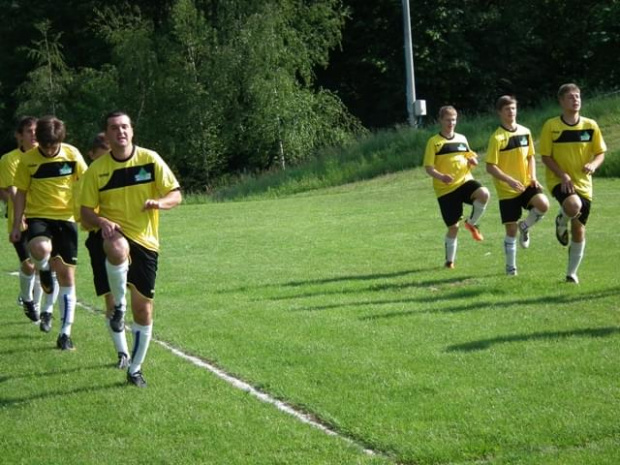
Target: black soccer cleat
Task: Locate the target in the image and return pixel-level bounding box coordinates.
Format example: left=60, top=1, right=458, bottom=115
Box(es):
left=23, top=300, right=39, bottom=322
left=127, top=370, right=147, bottom=388
left=56, top=333, right=75, bottom=351
left=117, top=352, right=130, bottom=370
left=40, top=312, right=53, bottom=333
left=110, top=305, right=126, bottom=333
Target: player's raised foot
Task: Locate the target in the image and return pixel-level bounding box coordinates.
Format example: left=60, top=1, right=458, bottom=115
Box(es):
left=464, top=221, right=484, bottom=241
left=506, top=266, right=518, bottom=276
left=117, top=352, right=130, bottom=370
left=555, top=213, right=569, bottom=246
left=517, top=221, right=530, bottom=249
left=39, top=269, right=55, bottom=294
left=566, top=274, right=579, bottom=284
left=127, top=370, right=147, bottom=388
left=444, top=261, right=455, bottom=269
left=23, top=300, right=39, bottom=322
left=56, top=333, right=75, bottom=351
left=40, top=312, right=52, bottom=333
left=110, top=304, right=126, bottom=333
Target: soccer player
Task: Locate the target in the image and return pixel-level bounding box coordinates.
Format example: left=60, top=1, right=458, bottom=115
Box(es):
left=424, top=105, right=490, bottom=268
left=80, top=111, right=182, bottom=387
left=540, top=83, right=606, bottom=284
left=0, top=116, right=44, bottom=321
left=81, top=132, right=130, bottom=369
left=486, top=96, right=549, bottom=275
left=10, top=116, right=88, bottom=348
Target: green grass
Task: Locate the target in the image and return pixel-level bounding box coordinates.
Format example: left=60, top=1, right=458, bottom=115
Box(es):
left=1, top=165, right=618, bottom=464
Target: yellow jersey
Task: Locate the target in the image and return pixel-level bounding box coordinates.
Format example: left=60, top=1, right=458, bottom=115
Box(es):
left=486, top=124, right=535, bottom=200
left=80, top=146, right=180, bottom=252
left=424, top=133, right=476, bottom=198
left=0, top=148, right=24, bottom=232
left=540, top=116, right=606, bottom=200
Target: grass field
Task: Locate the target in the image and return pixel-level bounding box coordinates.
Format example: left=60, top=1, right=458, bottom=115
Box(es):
left=1, top=166, right=619, bottom=464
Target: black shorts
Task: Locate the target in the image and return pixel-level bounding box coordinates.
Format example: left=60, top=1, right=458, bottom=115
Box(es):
left=551, top=185, right=591, bottom=225
left=499, top=185, right=544, bottom=224
left=26, top=218, right=78, bottom=266
left=437, top=180, right=483, bottom=227
left=13, top=232, right=30, bottom=263
left=85, top=230, right=159, bottom=299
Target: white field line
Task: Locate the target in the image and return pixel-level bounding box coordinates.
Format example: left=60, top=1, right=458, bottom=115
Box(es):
left=74, top=300, right=378, bottom=457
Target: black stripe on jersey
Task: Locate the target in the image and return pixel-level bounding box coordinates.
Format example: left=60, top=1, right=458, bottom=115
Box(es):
left=436, top=142, right=470, bottom=155
left=99, top=163, right=156, bottom=192
left=554, top=129, right=594, bottom=143
left=500, top=134, right=530, bottom=151
left=32, top=161, right=77, bottom=179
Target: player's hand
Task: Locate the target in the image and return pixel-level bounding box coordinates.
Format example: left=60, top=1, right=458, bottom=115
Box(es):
left=530, top=179, right=542, bottom=189
left=9, top=228, right=21, bottom=244
left=142, top=199, right=160, bottom=211
left=583, top=163, right=596, bottom=175
left=467, top=157, right=479, bottom=167
left=508, top=178, right=525, bottom=192
left=99, top=217, right=122, bottom=239
left=560, top=173, right=574, bottom=194
left=440, top=174, right=454, bottom=184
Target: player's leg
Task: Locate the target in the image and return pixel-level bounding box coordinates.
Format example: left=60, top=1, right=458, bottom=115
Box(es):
left=103, top=231, right=130, bottom=332
left=566, top=198, right=589, bottom=284
left=127, top=292, right=153, bottom=388
left=464, top=182, right=489, bottom=241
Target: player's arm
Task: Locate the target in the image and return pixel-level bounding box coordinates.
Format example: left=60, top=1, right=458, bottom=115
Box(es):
left=0, top=187, right=8, bottom=203
left=486, top=163, right=524, bottom=192
left=81, top=206, right=123, bottom=240
left=9, top=189, right=26, bottom=243
left=583, top=152, right=605, bottom=175
left=526, top=156, right=542, bottom=188
left=425, top=166, right=453, bottom=184
left=542, top=155, right=574, bottom=194
left=143, top=188, right=182, bottom=211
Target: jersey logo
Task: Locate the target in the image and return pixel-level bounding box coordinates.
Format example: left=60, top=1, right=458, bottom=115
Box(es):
left=135, top=168, right=152, bottom=182
left=555, top=129, right=594, bottom=144
left=501, top=134, right=530, bottom=151
left=33, top=161, right=76, bottom=179
left=436, top=142, right=470, bottom=155
left=580, top=131, right=592, bottom=142
left=59, top=163, right=73, bottom=175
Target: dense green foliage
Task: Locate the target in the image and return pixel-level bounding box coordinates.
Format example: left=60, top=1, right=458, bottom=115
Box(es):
left=0, top=0, right=618, bottom=191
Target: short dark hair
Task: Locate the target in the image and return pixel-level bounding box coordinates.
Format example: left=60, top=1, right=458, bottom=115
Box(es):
left=90, top=132, right=109, bottom=151
left=558, top=83, right=580, bottom=99
left=15, top=116, right=38, bottom=134
left=495, top=95, right=517, bottom=111
left=36, top=116, right=66, bottom=146
left=103, top=110, right=132, bottom=130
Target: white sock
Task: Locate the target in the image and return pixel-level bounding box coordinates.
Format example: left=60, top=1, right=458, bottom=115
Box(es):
left=106, top=318, right=129, bottom=355
left=40, top=273, right=59, bottom=314
left=567, top=240, right=585, bottom=277
left=504, top=236, right=517, bottom=270
left=33, top=273, right=43, bottom=308
left=523, top=207, right=545, bottom=229
left=129, top=323, right=153, bottom=375
left=105, top=259, right=129, bottom=309
left=58, top=286, right=76, bottom=336
left=19, top=270, right=35, bottom=303
left=559, top=208, right=571, bottom=227
left=468, top=200, right=487, bottom=226
left=445, top=236, right=457, bottom=263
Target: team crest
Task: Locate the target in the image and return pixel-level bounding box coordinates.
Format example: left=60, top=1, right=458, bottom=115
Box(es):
left=135, top=168, right=152, bottom=182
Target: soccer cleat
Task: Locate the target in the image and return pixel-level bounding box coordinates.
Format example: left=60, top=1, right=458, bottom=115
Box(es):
left=56, top=333, right=75, bottom=351
left=17, top=295, right=23, bottom=307
left=127, top=370, right=147, bottom=388
left=566, top=275, right=579, bottom=284
left=39, top=269, right=55, bottom=294
left=23, top=300, right=40, bottom=322
left=117, top=352, right=130, bottom=370
left=555, top=213, right=569, bottom=246
left=506, top=266, right=518, bottom=276
left=444, top=261, right=455, bottom=269
left=464, top=221, right=484, bottom=241
left=110, top=304, right=126, bottom=333
left=517, top=221, right=530, bottom=249
left=40, top=312, right=53, bottom=333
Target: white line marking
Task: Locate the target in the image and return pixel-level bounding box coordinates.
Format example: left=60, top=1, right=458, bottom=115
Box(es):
left=75, top=300, right=377, bottom=457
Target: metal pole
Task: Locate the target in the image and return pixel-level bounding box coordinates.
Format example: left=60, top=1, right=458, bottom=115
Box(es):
left=402, top=0, right=416, bottom=127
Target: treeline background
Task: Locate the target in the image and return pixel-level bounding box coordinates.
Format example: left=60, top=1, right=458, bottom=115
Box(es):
left=0, top=0, right=618, bottom=191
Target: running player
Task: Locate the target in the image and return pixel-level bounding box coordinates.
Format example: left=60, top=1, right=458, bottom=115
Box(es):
left=80, top=111, right=182, bottom=387
left=10, top=116, right=88, bottom=349
left=540, top=83, right=606, bottom=284
left=424, top=105, right=490, bottom=269
left=486, top=95, right=549, bottom=275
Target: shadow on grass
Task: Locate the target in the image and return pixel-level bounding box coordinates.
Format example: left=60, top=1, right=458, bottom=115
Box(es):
left=215, top=268, right=437, bottom=294
left=359, top=285, right=620, bottom=320
left=446, top=327, right=620, bottom=352
left=270, top=275, right=486, bottom=301
left=0, top=363, right=112, bottom=383
left=0, top=382, right=124, bottom=408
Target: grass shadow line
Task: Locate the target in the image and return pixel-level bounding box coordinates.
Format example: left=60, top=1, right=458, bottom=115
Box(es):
left=446, top=327, right=620, bottom=352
